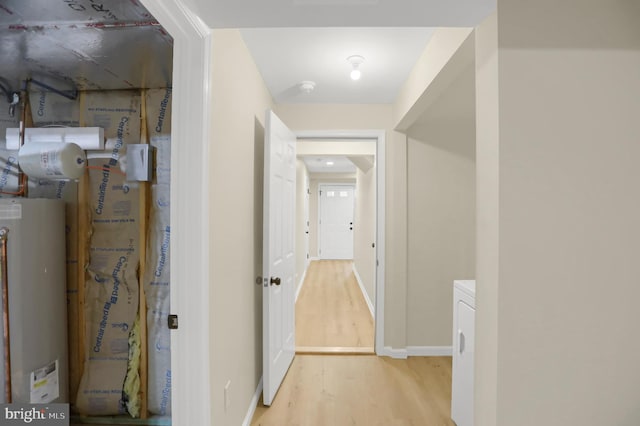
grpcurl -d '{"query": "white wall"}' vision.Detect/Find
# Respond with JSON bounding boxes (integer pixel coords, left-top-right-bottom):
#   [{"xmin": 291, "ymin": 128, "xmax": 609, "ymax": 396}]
[
  {"xmin": 294, "ymin": 159, "xmax": 309, "ymax": 294},
  {"xmin": 474, "ymin": 11, "xmax": 499, "ymax": 426},
  {"xmin": 209, "ymin": 29, "xmax": 273, "ymax": 425},
  {"xmin": 387, "ymin": 27, "xmax": 478, "ymax": 351},
  {"xmin": 383, "ymin": 131, "xmax": 409, "ymax": 350},
  {"xmin": 353, "ymin": 165, "xmax": 376, "ymax": 311},
  {"xmin": 394, "ymin": 27, "xmax": 474, "ymax": 130},
  {"xmin": 477, "ymin": 1, "xmax": 640, "ymax": 424},
  {"xmin": 406, "ymin": 117, "xmax": 475, "ymax": 347}
]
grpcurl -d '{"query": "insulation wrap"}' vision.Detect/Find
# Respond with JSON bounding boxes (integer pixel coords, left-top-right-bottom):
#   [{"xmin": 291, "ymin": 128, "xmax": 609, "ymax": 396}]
[{"xmin": 144, "ymin": 88, "xmax": 172, "ymax": 416}]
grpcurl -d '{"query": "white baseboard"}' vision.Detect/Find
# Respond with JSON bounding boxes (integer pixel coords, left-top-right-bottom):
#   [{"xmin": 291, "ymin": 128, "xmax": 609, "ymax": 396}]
[
  {"xmin": 407, "ymin": 346, "xmax": 453, "ymax": 356},
  {"xmin": 352, "ymin": 264, "xmax": 375, "ymax": 319},
  {"xmin": 380, "ymin": 346, "xmax": 453, "ymax": 359},
  {"xmin": 242, "ymin": 376, "xmax": 263, "ymax": 426},
  {"xmin": 381, "ymin": 346, "xmax": 408, "ymax": 359},
  {"xmin": 295, "ymin": 266, "xmax": 308, "ymax": 303}
]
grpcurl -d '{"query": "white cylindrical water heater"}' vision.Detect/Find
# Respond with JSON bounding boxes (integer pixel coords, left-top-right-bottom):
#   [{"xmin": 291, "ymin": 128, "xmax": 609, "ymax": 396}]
[
  {"xmin": 18, "ymin": 142, "xmax": 86, "ymax": 180},
  {"xmin": 0, "ymin": 198, "xmax": 69, "ymax": 404}
]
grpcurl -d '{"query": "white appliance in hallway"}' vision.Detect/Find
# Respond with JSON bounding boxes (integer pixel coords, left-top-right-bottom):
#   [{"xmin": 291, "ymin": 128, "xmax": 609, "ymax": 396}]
[
  {"xmin": 318, "ymin": 184, "xmax": 355, "ymax": 259},
  {"xmin": 0, "ymin": 198, "xmax": 68, "ymax": 404},
  {"xmin": 451, "ymin": 280, "xmax": 475, "ymax": 426}
]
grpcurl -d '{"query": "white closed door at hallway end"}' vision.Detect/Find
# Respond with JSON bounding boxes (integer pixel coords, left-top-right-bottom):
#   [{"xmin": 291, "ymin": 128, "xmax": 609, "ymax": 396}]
[{"xmin": 319, "ymin": 185, "xmax": 354, "ymax": 260}]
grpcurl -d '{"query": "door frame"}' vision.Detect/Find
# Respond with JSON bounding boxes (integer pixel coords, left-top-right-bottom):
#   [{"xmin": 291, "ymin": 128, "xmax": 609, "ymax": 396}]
[
  {"xmin": 304, "ymin": 173, "xmax": 310, "ymax": 269},
  {"xmin": 317, "ymin": 183, "xmax": 356, "ymax": 260},
  {"xmin": 137, "ymin": 1, "xmax": 212, "ymax": 425},
  {"xmin": 296, "ymin": 130, "xmax": 386, "ymax": 355}
]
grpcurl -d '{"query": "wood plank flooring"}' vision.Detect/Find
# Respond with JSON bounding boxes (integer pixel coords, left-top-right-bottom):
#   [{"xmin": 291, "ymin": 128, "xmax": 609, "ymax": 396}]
[
  {"xmin": 296, "ymin": 260, "xmax": 374, "ymax": 350},
  {"xmin": 256, "ymin": 261, "xmax": 454, "ymax": 425},
  {"xmin": 251, "ymin": 355, "xmax": 454, "ymax": 426}
]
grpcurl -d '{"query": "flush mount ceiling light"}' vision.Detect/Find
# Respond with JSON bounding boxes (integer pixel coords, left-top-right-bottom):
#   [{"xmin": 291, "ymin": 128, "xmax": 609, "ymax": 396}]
[
  {"xmin": 299, "ymin": 80, "xmax": 316, "ymax": 93},
  {"xmin": 326, "ymin": 161, "xmax": 334, "ymax": 166},
  {"xmin": 347, "ymin": 55, "xmax": 365, "ymax": 81}
]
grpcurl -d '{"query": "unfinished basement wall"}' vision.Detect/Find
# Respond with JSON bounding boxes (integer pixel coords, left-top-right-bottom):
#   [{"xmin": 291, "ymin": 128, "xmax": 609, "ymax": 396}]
[
  {"xmin": 0, "ymin": 86, "xmax": 173, "ymax": 421},
  {"xmin": 143, "ymin": 88, "xmax": 173, "ymax": 418}
]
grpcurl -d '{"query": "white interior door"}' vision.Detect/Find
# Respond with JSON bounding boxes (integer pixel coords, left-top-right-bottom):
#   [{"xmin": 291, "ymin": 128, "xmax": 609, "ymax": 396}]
[
  {"xmin": 319, "ymin": 185, "xmax": 355, "ymax": 259},
  {"xmin": 304, "ymin": 174, "xmax": 310, "ymax": 267},
  {"xmin": 263, "ymin": 110, "xmax": 296, "ymax": 406}
]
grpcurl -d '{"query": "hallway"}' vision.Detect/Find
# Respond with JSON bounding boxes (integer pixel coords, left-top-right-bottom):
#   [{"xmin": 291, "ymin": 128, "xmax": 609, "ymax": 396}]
[
  {"xmin": 295, "ymin": 260, "xmax": 374, "ymax": 351},
  {"xmin": 251, "ymin": 355, "xmax": 454, "ymax": 425},
  {"xmin": 251, "ymin": 261, "xmax": 454, "ymax": 424}
]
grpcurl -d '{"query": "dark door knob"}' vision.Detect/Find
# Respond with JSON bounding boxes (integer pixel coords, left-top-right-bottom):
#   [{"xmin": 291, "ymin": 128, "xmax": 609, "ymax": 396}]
[{"xmin": 270, "ymin": 277, "xmax": 281, "ymax": 286}]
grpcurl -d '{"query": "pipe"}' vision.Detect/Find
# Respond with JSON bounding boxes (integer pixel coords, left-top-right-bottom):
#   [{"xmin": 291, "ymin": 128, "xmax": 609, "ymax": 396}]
[
  {"xmin": 17, "ymin": 88, "xmax": 28, "ymax": 197},
  {"xmin": 17, "ymin": 120, "xmax": 26, "ymax": 197},
  {"xmin": 28, "ymin": 78, "xmax": 77, "ymax": 101},
  {"xmin": 0, "ymin": 227, "xmax": 11, "ymax": 403}
]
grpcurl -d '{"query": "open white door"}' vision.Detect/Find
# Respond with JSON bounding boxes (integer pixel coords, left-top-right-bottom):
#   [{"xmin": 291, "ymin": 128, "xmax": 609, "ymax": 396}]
[
  {"xmin": 304, "ymin": 173, "xmax": 310, "ymax": 268},
  {"xmin": 263, "ymin": 110, "xmax": 296, "ymax": 406}
]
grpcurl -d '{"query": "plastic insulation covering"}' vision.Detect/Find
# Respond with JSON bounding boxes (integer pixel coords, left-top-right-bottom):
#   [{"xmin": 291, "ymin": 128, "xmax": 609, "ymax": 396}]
[
  {"xmin": 75, "ymin": 91, "xmax": 141, "ymax": 416},
  {"xmin": 145, "ymin": 181, "xmax": 171, "ymax": 415},
  {"xmin": 21, "ymin": 89, "xmax": 172, "ymax": 417},
  {"xmin": 123, "ymin": 314, "xmax": 141, "ymax": 418},
  {"xmin": 144, "ymin": 88, "xmax": 172, "ymax": 416},
  {"xmin": 24, "ymin": 90, "xmax": 155, "ymax": 416},
  {"xmin": 0, "ymin": 105, "xmax": 21, "ymax": 197}
]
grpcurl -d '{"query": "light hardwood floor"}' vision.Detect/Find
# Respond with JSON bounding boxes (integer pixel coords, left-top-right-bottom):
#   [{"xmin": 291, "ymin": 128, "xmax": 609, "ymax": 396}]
[
  {"xmin": 296, "ymin": 260, "xmax": 374, "ymax": 351},
  {"xmin": 251, "ymin": 355, "xmax": 454, "ymax": 426},
  {"xmin": 256, "ymin": 262, "xmax": 454, "ymax": 425}
]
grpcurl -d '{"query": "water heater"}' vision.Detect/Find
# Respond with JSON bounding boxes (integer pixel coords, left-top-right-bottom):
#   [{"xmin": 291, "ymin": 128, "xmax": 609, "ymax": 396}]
[{"xmin": 0, "ymin": 198, "xmax": 68, "ymax": 404}]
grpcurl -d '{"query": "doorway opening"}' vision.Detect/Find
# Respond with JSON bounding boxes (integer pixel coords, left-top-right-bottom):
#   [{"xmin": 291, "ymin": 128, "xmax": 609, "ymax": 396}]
[
  {"xmin": 293, "ymin": 131, "xmax": 385, "ymax": 356},
  {"xmin": 137, "ymin": 2, "xmax": 212, "ymax": 425}
]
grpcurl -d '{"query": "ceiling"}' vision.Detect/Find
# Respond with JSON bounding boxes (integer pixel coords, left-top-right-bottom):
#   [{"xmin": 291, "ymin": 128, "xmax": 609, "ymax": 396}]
[
  {"xmin": 241, "ymin": 28, "xmax": 435, "ymax": 104},
  {"xmin": 0, "ymin": 0, "xmax": 495, "ymax": 109},
  {"xmin": 0, "ymin": 0, "xmax": 172, "ymax": 100},
  {"xmin": 214, "ymin": 0, "xmax": 494, "ymax": 104},
  {"xmin": 303, "ymin": 156, "xmax": 357, "ymax": 174},
  {"xmin": 183, "ymin": 0, "xmax": 495, "ymax": 28}
]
